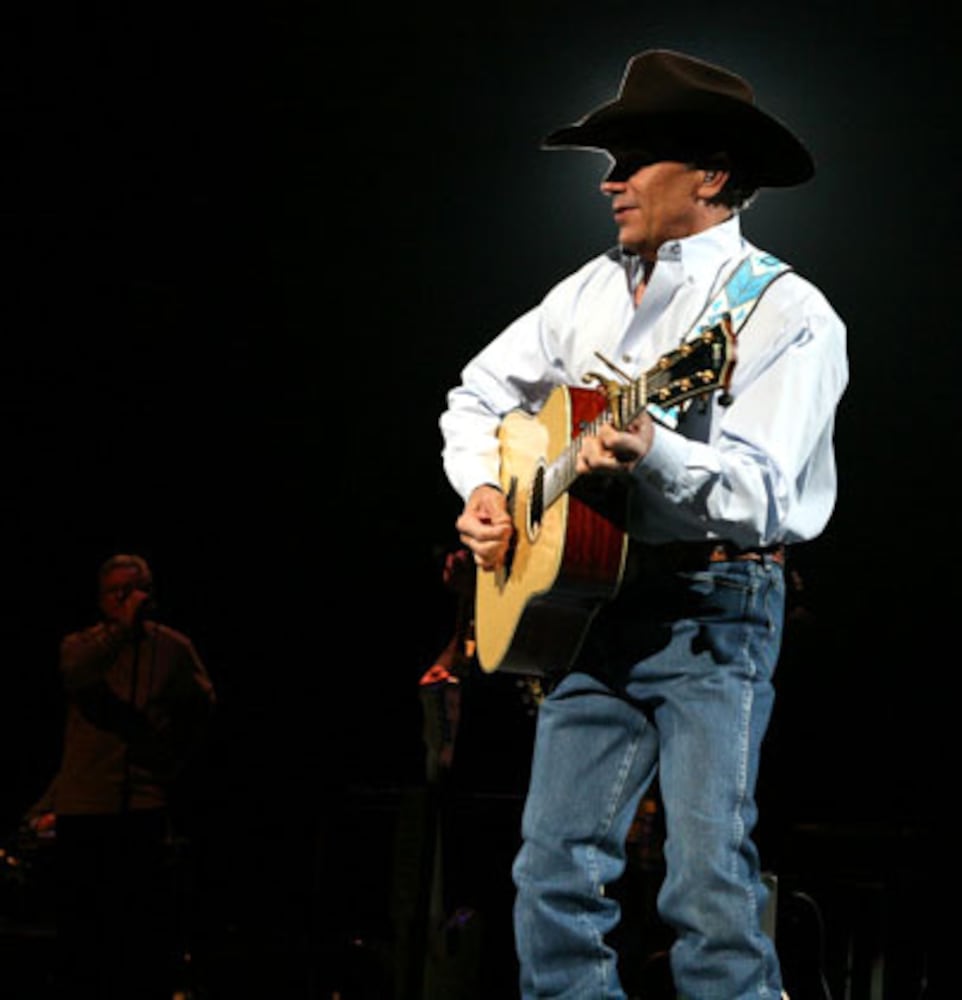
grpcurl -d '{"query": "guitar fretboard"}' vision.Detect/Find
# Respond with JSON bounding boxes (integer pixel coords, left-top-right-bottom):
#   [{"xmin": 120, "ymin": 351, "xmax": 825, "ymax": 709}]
[
  {"xmin": 541, "ymin": 372, "xmax": 648, "ymax": 510},
  {"xmin": 540, "ymin": 321, "xmax": 734, "ymax": 512}
]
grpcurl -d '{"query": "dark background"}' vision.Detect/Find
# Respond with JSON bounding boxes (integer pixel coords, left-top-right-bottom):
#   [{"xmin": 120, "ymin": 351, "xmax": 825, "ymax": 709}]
[{"xmin": 2, "ymin": 2, "xmax": 954, "ymax": 996}]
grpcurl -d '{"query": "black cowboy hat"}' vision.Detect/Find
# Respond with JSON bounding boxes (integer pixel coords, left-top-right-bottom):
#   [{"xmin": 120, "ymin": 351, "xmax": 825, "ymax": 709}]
[{"xmin": 543, "ymin": 49, "xmax": 814, "ymax": 188}]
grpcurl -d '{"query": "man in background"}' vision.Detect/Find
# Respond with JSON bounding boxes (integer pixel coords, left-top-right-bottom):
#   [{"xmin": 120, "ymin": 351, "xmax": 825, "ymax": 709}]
[{"xmin": 32, "ymin": 553, "xmax": 216, "ymax": 1000}]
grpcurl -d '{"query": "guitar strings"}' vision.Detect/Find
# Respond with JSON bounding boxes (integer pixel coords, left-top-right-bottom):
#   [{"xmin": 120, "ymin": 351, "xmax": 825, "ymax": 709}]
[{"xmin": 545, "ymin": 328, "xmax": 729, "ymax": 505}]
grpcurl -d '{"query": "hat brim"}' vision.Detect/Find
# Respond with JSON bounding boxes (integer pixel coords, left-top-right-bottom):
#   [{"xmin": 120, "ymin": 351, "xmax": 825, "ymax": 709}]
[{"xmin": 543, "ymin": 103, "xmax": 814, "ymax": 188}]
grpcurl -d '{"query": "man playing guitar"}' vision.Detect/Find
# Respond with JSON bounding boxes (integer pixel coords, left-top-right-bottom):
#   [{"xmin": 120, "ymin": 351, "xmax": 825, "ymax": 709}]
[{"xmin": 440, "ymin": 49, "xmax": 848, "ymax": 1000}]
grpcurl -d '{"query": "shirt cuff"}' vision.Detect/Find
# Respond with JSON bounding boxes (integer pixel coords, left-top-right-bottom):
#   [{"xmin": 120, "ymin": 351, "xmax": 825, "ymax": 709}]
[{"xmin": 632, "ymin": 423, "xmax": 689, "ymax": 496}]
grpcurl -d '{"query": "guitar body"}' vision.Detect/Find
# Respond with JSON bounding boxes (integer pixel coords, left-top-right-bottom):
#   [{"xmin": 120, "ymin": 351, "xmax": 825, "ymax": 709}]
[{"xmin": 475, "ymin": 384, "xmax": 629, "ymax": 676}]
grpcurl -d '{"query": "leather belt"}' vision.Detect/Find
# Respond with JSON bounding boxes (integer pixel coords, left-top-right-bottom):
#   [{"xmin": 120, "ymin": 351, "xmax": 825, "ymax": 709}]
[
  {"xmin": 708, "ymin": 542, "xmax": 785, "ymax": 565},
  {"xmin": 624, "ymin": 540, "xmax": 785, "ymax": 579}
]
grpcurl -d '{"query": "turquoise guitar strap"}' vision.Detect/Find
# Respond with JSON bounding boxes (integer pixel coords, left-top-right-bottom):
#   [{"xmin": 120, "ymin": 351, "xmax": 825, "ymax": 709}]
[
  {"xmin": 647, "ymin": 249, "xmax": 792, "ymax": 427},
  {"xmin": 701, "ymin": 250, "xmax": 792, "ymax": 332}
]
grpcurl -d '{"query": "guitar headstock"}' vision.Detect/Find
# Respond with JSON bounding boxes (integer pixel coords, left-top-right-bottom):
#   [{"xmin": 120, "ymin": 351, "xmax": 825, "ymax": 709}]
[{"xmin": 645, "ymin": 314, "xmax": 736, "ymax": 412}]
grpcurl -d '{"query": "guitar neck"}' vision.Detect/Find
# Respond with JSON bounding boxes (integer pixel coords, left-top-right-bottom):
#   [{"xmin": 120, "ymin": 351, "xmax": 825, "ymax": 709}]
[
  {"xmin": 541, "ymin": 318, "xmax": 735, "ymax": 512},
  {"xmin": 542, "ymin": 373, "xmax": 654, "ymax": 510},
  {"xmin": 541, "ymin": 402, "xmax": 617, "ymax": 510}
]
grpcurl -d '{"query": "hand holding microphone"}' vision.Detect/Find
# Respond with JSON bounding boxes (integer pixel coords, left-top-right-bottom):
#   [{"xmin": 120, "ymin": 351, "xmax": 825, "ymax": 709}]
[{"xmin": 116, "ymin": 583, "xmax": 156, "ymax": 629}]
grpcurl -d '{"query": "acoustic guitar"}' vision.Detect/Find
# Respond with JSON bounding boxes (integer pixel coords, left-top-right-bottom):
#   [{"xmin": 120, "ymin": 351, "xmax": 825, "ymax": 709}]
[{"xmin": 474, "ymin": 316, "xmax": 736, "ymax": 676}]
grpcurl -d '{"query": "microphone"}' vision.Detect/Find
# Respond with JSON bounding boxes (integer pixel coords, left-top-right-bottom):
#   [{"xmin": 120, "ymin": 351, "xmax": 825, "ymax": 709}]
[
  {"xmin": 119, "ymin": 583, "xmax": 157, "ymax": 621},
  {"xmin": 135, "ymin": 592, "xmax": 158, "ymax": 622}
]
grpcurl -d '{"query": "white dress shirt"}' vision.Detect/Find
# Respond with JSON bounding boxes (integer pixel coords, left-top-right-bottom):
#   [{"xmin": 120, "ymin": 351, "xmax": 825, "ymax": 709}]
[{"xmin": 440, "ymin": 215, "xmax": 848, "ymax": 547}]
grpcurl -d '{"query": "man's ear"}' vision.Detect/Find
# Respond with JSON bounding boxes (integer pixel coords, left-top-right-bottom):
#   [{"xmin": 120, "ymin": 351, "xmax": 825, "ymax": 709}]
[{"xmin": 697, "ymin": 168, "xmax": 730, "ymax": 199}]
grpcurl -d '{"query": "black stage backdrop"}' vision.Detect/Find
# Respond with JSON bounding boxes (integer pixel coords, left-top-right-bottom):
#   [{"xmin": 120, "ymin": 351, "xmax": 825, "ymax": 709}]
[{"xmin": 2, "ymin": 3, "xmax": 955, "ymax": 996}]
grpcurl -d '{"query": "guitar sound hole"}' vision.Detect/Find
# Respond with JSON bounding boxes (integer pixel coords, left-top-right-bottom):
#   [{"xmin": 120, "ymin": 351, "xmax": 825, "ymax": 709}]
[{"xmin": 529, "ymin": 464, "xmax": 545, "ymax": 539}]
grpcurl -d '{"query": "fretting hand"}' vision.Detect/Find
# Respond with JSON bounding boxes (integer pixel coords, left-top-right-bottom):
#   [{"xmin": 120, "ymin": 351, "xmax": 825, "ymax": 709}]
[{"xmin": 576, "ymin": 412, "xmax": 654, "ymax": 475}]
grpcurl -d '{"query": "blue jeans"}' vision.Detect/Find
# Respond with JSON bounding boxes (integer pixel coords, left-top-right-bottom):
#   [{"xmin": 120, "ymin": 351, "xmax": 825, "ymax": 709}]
[{"xmin": 512, "ymin": 557, "xmax": 786, "ymax": 999}]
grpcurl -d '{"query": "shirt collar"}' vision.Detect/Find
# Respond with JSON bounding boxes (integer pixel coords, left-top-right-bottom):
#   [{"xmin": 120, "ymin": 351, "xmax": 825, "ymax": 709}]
[{"xmin": 613, "ymin": 214, "xmax": 744, "ymax": 290}]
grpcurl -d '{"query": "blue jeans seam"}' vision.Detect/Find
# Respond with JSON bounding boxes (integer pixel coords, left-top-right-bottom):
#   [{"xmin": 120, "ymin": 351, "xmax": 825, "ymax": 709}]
[{"xmin": 586, "ymin": 730, "xmax": 641, "ymax": 995}]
